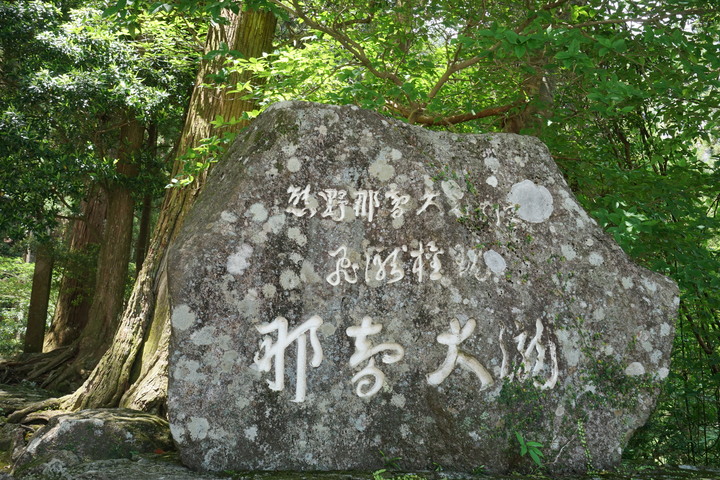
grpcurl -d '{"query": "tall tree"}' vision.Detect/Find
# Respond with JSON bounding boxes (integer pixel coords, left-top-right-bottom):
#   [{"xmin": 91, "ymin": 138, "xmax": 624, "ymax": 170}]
[
  {"xmin": 0, "ymin": 2, "xmax": 198, "ymax": 388},
  {"xmin": 58, "ymin": 5, "xmax": 278, "ymax": 412},
  {"xmin": 22, "ymin": 241, "xmax": 54, "ymax": 354},
  {"xmin": 44, "ymin": 186, "xmax": 106, "ymax": 351},
  {"xmin": 54, "ymin": 117, "xmax": 144, "ymax": 386}
]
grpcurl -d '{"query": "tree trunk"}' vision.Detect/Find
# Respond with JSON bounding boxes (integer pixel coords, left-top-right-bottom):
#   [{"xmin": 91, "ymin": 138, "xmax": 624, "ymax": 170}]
[
  {"xmin": 502, "ymin": 63, "xmax": 555, "ymax": 135},
  {"xmin": 135, "ymin": 123, "xmax": 157, "ymax": 276},
  {"xmin": 135, "ymin": 194, "xmax": 152, "ymax": 276},
  {"xmin": 23, "ymin": 242, "xmax": 54, "ymax": 354},
  {"xmin": 61, "ymin": 8, "xmax": 277, "ymax": 412},
  {"xmin": 42, "ymin": 118, "xmax": 143, "ymax": 392},
  {"xmin": 44, "ymin": 186, "xmax": 107, "ymax": 351}
]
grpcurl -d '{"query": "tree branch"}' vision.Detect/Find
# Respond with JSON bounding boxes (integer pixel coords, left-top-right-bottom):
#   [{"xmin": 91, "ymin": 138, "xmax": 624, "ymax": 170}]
[
  {"xmin": 541, "ymin": 0, "xmax": 571, "ymax": 10},
  {"xmin": 427, "ymin": 15, "xmax": 536, "ymax": 102},
  {"xmin": 566, "ymin": 9, "xmax": 712, "ymax": 29},
  {"xmin": 682, "ymin": 305, "xmax": 719, "ymax": 375},
  {"xmin": 276, "ymin": 0, "xmax": 404, "ymax": 88},
  {"xmin": 55, "ymin": 214, "xmax": 84, "ymax": 222},
  {"xmin": 388, "ymin": 101, "xmax": 522, "ymax": 126},
  {"xmin": 331, "ymin": 16, "xmax": 374, "ymax": 30}
]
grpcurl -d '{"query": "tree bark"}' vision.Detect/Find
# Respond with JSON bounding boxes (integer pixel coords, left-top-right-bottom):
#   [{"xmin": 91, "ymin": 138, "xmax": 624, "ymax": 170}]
[
  {"xmin": 502, "ymin": 63, "xmax": 555, "ymax": 135},
  {"xmin": 44, "ymin": 186, "xmax": 106, "ymax": 351},
  {"xmin": 23, "ymin": 242, "xmax": 54, "ymax": 354},
  {"xmin": 135, "ymin": 123, "xmax": 157, "ymax": 276},
  {"xmin": 135, "ymin": 194, "xmax": 152, "ymax": 276},
  {"xmin": 82, "ymin": 120, "xmax": 143, "ymax": 355},
  {"xmin": 61, "ymin": 8, "xmax": 277, "ymax": 412},
  {"xmin": 42, "ymin": 118, "xmax": 143, "ymax": 392}
]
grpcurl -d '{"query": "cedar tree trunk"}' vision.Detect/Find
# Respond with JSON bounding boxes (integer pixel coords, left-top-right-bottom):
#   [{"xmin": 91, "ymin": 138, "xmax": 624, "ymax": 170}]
[
  {"xmin": 23, "ymin": 242, "xmax": 54, "ymax": 354},
  {"xmin": 42, "ymin": 118, "xmax": 143, "ymax": 392},
  {"xmin": 61, "ymin": 8, "xmax": 277, "ymax": 413},
  {"xmin": 44, "ymin": 186, "xmax": 107, "ymax": 351}
]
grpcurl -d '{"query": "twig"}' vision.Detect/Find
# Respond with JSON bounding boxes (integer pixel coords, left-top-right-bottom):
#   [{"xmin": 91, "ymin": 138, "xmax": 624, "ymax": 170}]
[{"xmin": 388, "ymin": 101, "xmax": 522, "ymax": 126}]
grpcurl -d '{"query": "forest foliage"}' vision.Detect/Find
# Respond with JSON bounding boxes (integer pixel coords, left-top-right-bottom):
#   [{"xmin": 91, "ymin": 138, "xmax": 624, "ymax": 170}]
[
  {"xmin": 1, "ymin": 0, "xmax": 718, "ymax": 468},
  {"xmin": 0, "ymin": 0, "xmax": 200, "ymax": 240},
  {"xmin": 0, "ymin": 257, "xmax": 37, "ymax": 356}
]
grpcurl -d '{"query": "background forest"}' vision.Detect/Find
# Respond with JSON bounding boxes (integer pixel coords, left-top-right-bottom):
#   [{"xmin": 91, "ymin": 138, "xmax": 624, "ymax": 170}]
[{"xmin": 0, "ymin": 0, "xmax": 718, "ymax": 469}]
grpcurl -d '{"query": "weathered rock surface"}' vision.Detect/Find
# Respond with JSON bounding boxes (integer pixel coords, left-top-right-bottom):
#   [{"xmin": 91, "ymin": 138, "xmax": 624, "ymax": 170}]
[
  {"xmin": 11, "ymin": 409, "xmax": 173, "ymax": 478},
  {"xmin": 1, "ymin": 384, "xmax": 57, "ymax": 475},
  {"xmin": 0, "ymin": 384, "xmax": 53, "ymax": 414},
  {"xmin": 167, "ymin": 102, "xmax": 678, "ymax": 474},
  {"xmin": 11, "ymin": 454, "xmax": 229, "ymax": 480},
  {"xmin": 0, "ymin": 422, "xmax": 25, "ymax": 472}
]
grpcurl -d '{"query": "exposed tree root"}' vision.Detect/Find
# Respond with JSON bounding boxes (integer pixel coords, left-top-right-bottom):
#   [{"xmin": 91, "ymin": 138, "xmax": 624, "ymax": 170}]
[
  {"xmin": 0, "ymin": 345, "xmax": 79, "ymax": 390},
  {"xmin": 6, "ymin": 397, "xmax": 70, "ymax": 424}
]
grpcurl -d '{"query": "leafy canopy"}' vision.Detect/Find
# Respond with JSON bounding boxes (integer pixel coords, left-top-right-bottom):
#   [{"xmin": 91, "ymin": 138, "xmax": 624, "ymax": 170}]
[{"xmin": 0, "ymin": 0, "xmax": 199, "ymax": 240}]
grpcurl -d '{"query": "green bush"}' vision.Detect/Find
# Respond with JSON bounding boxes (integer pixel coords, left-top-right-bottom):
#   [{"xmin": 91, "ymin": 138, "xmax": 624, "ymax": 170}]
[{"xmin": 0, "ymin": 256, "xmax": 34, "ymax": 357}]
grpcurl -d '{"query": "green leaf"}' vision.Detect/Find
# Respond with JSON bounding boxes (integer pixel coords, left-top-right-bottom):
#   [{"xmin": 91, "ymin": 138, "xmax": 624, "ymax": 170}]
[
  {"xmin": 555, "ymin": 51, "xmax": 576, "ymax": 60},
  {"xmin": 103, "ymin": 0, "xmax": 127, "ymax": 17},
  {"xmin": 127, "ymin": 20, "xmax": 141, "ymax": 36},
  {"xmin": 612, "ymin": 38, "xmax": 627, "ymax": 52},
  {"xmin": 503, "ymin": 30, "xmax": 520, "ymax": 44},
  {"xmin": 149, "ymin": 3, "xmax": 172, "ymax": 14}
]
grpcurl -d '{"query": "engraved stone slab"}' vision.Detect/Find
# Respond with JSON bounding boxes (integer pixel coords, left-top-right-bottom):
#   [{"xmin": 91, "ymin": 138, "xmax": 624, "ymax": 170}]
[{"xmin": 167, "ymin": 102, "xmax": 678, "ymax": 474}]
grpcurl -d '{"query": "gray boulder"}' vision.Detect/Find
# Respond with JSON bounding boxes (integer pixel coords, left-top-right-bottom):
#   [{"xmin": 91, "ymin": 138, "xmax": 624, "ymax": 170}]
[
  {"xmin": 12, "ymin": 409, "xmax": 172, "ymax": 478},
  {"xmin": 167, "ymin": 102, "xmax": 678, "ymax": 474},
  {"xmin": 12, "ymin": 455, "xmax": 230, "ymax": 480}
]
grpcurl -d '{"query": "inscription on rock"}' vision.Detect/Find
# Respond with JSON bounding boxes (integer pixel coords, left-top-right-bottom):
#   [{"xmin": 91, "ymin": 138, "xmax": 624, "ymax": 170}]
[{"xmin": 168, "ymin": 102, "xmax": 678, "ymax": 474}]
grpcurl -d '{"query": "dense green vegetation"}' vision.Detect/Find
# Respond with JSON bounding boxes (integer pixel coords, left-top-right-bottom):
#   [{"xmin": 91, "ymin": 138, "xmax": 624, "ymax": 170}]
[
  {"xmin": 1, "ymin": 0, "xmax": 718, "ymax": 470},
  {"xmin": 0, "ymin": 257, "xmax": 36, "ymax": 356},
  {"xmin": 0, "ymin": 1, "xmax": 198, "ymax": 238}
]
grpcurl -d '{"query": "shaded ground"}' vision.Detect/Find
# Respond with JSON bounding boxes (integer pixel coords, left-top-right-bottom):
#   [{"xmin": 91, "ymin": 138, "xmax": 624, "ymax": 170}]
[
  {"xmin": 0, "ymin": 383, "xmax": 56, "ymax": 415},
  {"xmin": 6, "ymin": 460, "xmax": 720, "ymax": 480},
  {"xmin": 2, "ymin": 384, "xmax": 719, "ymax": 480}
]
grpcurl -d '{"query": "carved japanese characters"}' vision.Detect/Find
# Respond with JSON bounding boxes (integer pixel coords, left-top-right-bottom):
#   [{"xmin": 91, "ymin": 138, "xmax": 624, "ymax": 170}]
[
  {"xmin": 168, "ymin": 102, "xmax": 678, "ymax": 475},
  {"xmin": 347, "ymin": 316, "xmax": 404, "ymax": 398},
  {"xmin": 254, "ymin": 315, "xmax": 323, "ymax": 402}
]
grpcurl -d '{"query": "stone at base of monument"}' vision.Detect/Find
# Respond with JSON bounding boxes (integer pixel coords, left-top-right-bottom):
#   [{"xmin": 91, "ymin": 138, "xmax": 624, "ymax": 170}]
[
  {"xmin": 167, "ymin": 101, "xmax": 678, "ymax": 474},
  {"xmin": 10, "ymin": 408, "xmax": 174, "ymax": 478}
]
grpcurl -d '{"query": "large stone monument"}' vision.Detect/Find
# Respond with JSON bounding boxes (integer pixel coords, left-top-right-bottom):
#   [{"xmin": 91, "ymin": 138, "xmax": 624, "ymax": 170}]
[{"xmin": 167, "ymin": 102, "xmax": 678, "ymax": 474}]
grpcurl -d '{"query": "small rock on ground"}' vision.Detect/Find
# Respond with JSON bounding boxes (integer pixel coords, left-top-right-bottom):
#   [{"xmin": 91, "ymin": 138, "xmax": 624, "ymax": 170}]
[{"xmin": 15, "ymin": 454, "xmax": 228, "ymax": 480}]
